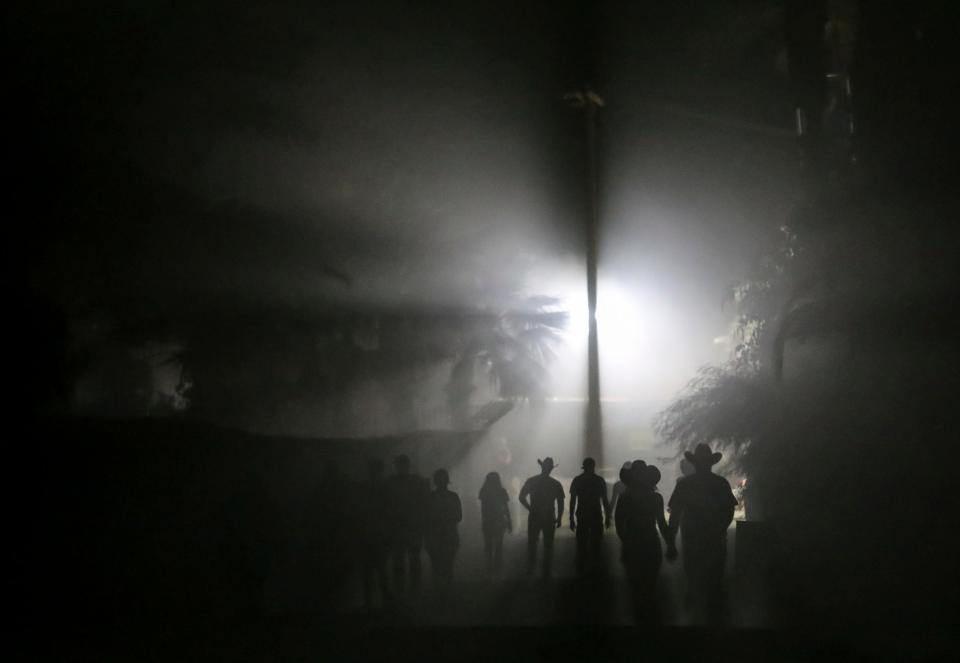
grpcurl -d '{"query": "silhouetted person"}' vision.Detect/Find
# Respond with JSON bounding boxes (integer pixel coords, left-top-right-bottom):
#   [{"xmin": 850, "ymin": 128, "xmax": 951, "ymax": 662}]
[
  {"xmin": 385, "ymin": 454, "xmax": 428, "ymax": 593},
  {"xmin": 569, "ymin": 457, "xmax": 611, "ymax": 575},
  {"xmin": 359, "ymin": 459, "xmax": 392, "ymax": 610},
  {"xmin": 519, "ymin": 457, "xmax": 564, "ymax": 579},
  {"xmin": 666, "ymin": 443, "xmax": 737, "ymax": 624},
  {"xmin": 478, "ymin": 472, "xmax": 512, "ymax": 575},
  {"xmin": 616, "ymin": 463, "xmax": 670, "ymax": 623},
  {"xmin": 218, "ymin": 470, "xmax": 279, "ymax": 623},
  {"xmin": 610, "ymin": 461, "xmax": 632, "ymax": 519},
  {"xmin": 307, "ymin": 460, "xmax": 357, "ymax": 609},
  {"xmin": 425, "ymin": 469, "xmax": 462, "ymax": 590}
]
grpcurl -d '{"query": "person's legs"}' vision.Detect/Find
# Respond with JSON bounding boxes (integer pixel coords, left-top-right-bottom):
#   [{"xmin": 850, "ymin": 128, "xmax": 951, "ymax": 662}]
[
  {"xmin": 590, "ymin": 520, "xmax": 604, "ymax": 560},
  {"xmin": 587, "ymin": 518, "xmax": 602, "ymax": 569},
  {"xmin": 379, "ymin": 551, "xmax": 393, "ymax": 603},
  {"xmin": 492, "ymin": 530, "xmax": 504, "ymax": 572},
  {"xmin": 575, "ymin": 523, "xmax": 591, "ymax": 575},
  {"xmin": 483, "ymin": 529, "xmax": 494, "ymax": 573},
  {"xmin": 684, "ymin": 541, "xmax": 726, "ymax": 624},
  {"xmin": 527, "ymin": 519, "xmax": 540, "ymax": 575},
  {"xmin": 444, "ymin": 548, "xmax": 456, "ymax": 584},
  {"xmin": 576, "ymin": 518, "xmax": 602, "ymax": 573},
  {"xmin": 704, "ymin": 545, "xmax": 727, "ymax": 624},
  {"xmin": 408, "ymin": 542, "xmax": 422, "ymax": 589},
  {"xmin": 431, "ymin": 549, "xmax": 454, "ymax": 585},
  {"xmin": 390, "ymin": 542, "xmax": 405, "ymax": 592},
  {"xmin": 362, "ymin": 558, "xmax": 373, "ymax": 609},
  {"xmin": 542, "ymin": 524, "xmax": 555, "ymax": 578}
]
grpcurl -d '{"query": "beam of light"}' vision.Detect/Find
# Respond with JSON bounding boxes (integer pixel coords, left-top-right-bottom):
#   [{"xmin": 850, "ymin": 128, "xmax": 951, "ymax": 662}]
[{"xmin": 564, "ymin": 278, "xmax": 672, "ymax": 378}]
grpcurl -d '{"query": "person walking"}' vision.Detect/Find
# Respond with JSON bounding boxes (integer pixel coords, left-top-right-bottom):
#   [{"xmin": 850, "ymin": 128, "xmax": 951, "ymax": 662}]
[
  {"xmin": 666, "ymin": 443, "xmax": 738, "ymax": 623},
  {"xmin": 615, "ymin": 462, "xmax": 670, "ymax": 623},
  {"xmin": 519, "ymin": 457, "xmax": 565, "ymax": 579},
  {"xmin": 424, "ymin": 469, "xmax": 462, "ymax": 590},
  {"xmin": 478, "ymin": 472, "xmax": 512, "ymax": 575},
  {"xmin": 385, "ymin": 454, "xmax": 429, "ymax": 593},
  {"xmin": 569, "ymin": 457, "xmax": 611, "ymax": 575},
  {"xmin": 358, "ymin": 459, "xmax": 392, "ymax": 610},
  {"xmin": 610, "ymin": 461, "xmax": 632, "ymax": 520}
]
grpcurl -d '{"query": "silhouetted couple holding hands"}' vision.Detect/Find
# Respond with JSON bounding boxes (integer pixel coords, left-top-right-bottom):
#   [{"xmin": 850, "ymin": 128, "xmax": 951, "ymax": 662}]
[
  {"xmin": 615, "ymin": 457, "xmax": 669, "ymax": 619},
  {"xmin": 515, "ymin": 443, "xmax": 736, "ymax": 623},
  {"xmin": 616, "ymin": 443, "xmax": 737, "ymax": 623},
  {"xmin": 667, "ymin": 443, "xmax": 738, "ymax": 622}
]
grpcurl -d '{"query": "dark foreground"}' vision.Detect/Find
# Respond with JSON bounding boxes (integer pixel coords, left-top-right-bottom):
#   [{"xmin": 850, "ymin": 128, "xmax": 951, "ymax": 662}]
[
  {"xmin": 14, "ymin": 418, "xmax": 959, "ymax": 661},
  {"xmin": 33, "ymin": 611, "xmax": 959, "ymax": 662}
]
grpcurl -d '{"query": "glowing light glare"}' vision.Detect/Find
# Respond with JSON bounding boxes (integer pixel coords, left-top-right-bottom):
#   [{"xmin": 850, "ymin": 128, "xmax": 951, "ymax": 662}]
[
  {"xmin": 596, "ymin": 283, "xmax": 648, "ymax": 355},
  {"xmin": 564, "ymin": 280, "xmax": 665, "ymax": 351},
  {"xmin": 553, "ymin": 278, "xmax": 686, "ymax": 402}
]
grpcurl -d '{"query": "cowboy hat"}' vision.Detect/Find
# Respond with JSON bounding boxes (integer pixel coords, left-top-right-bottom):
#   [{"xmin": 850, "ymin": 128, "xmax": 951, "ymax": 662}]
[
  {"xmin": 537, "ymin": 457, "xmax": 557, "ymax": 470},
  {"xmin": 643, "ymin": 464, "xmax": 661, "ymax": 487},
  {"xmin": 684, "ymin": 443, "xmax": 722, "ymax": 467},
  {"xmin": 620, "ymin": 459, "xmax": 646, "ymax": 485}
]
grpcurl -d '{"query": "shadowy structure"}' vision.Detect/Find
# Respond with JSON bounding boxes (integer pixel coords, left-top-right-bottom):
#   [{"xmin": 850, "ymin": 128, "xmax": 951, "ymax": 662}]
[
  {"xmin": 666, "ymin": 444, "xmax": 737, "ymax": 624},
  {"xmin": 519, "ymin": 457, "xmax": 565, "ymax": 579},
  {"xmin": 569, "ymin": 457, "xmax": 611, "ymax": 576},
  {"xmin": 478, "ymin": 472, "xmax": 512, "ymax": 575}
]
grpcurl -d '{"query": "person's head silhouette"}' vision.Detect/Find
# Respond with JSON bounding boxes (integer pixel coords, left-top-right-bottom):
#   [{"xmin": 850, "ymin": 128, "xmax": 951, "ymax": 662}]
[
  {"xmin": 622, "ymin": 459, "xmax": 646, "ymax": 486},
  {"xmin": 684, "ymin": 443, "xmax": 723, "ymax": 473},
  {"xmin": 628, "ymin": 462, "xmax": 647, "ymax": 487},
  {"xmin": 643, "ymin": 464, "xmax": 661, "ymax": 490},
  {"xmin": 433, "ymin": 468, "xmax": 450, "ymax": 489},
  {"xmin": 482, "ymin": 472, "xmax": 502, "ymax": 490},
  {"xmin": 581, "ymin": 457, "xmax": 596, "ymax": 474},
  {"xmin": 537, "ymin": 457, "xmax": 557, "ymax": 476}
]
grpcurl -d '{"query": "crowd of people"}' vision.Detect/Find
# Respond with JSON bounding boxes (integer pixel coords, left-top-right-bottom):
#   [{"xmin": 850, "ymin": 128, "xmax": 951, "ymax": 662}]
[{"xmin": 317, "ymin": 443, "xmax": 738, "ymax": 621}]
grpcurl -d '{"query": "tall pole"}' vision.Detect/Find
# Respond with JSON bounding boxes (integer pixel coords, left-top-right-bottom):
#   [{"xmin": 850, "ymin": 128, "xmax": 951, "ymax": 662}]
[{"xmin": 566, "ymin": 89, "xmax": 605, "ymax": 464}]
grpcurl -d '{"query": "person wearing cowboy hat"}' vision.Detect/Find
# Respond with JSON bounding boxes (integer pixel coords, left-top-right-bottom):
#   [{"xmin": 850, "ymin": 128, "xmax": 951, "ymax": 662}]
[
  {"xmin": 518, "ymin": 457, "xmax": 565, "ymax": 579},
  {"xmin": 569, "ymin": 457, "xmax": 611, "ymax": 575},
  {"xmin": 615, "ymin": 461, "xmax": 671, "ymax": 623},
  {"xmin": 665, "ymin": 443, "xmax": 738, "ymax": 623}
]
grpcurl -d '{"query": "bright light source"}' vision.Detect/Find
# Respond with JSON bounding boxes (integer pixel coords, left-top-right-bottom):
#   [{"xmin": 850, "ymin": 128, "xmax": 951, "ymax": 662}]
[
  {"xmin": 560, "ymin": 278, "xmax": 681, "ymax": 401},
  {"xmin": 564, "ymin": 280, "xmax": 666, "ymax": 349}
]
